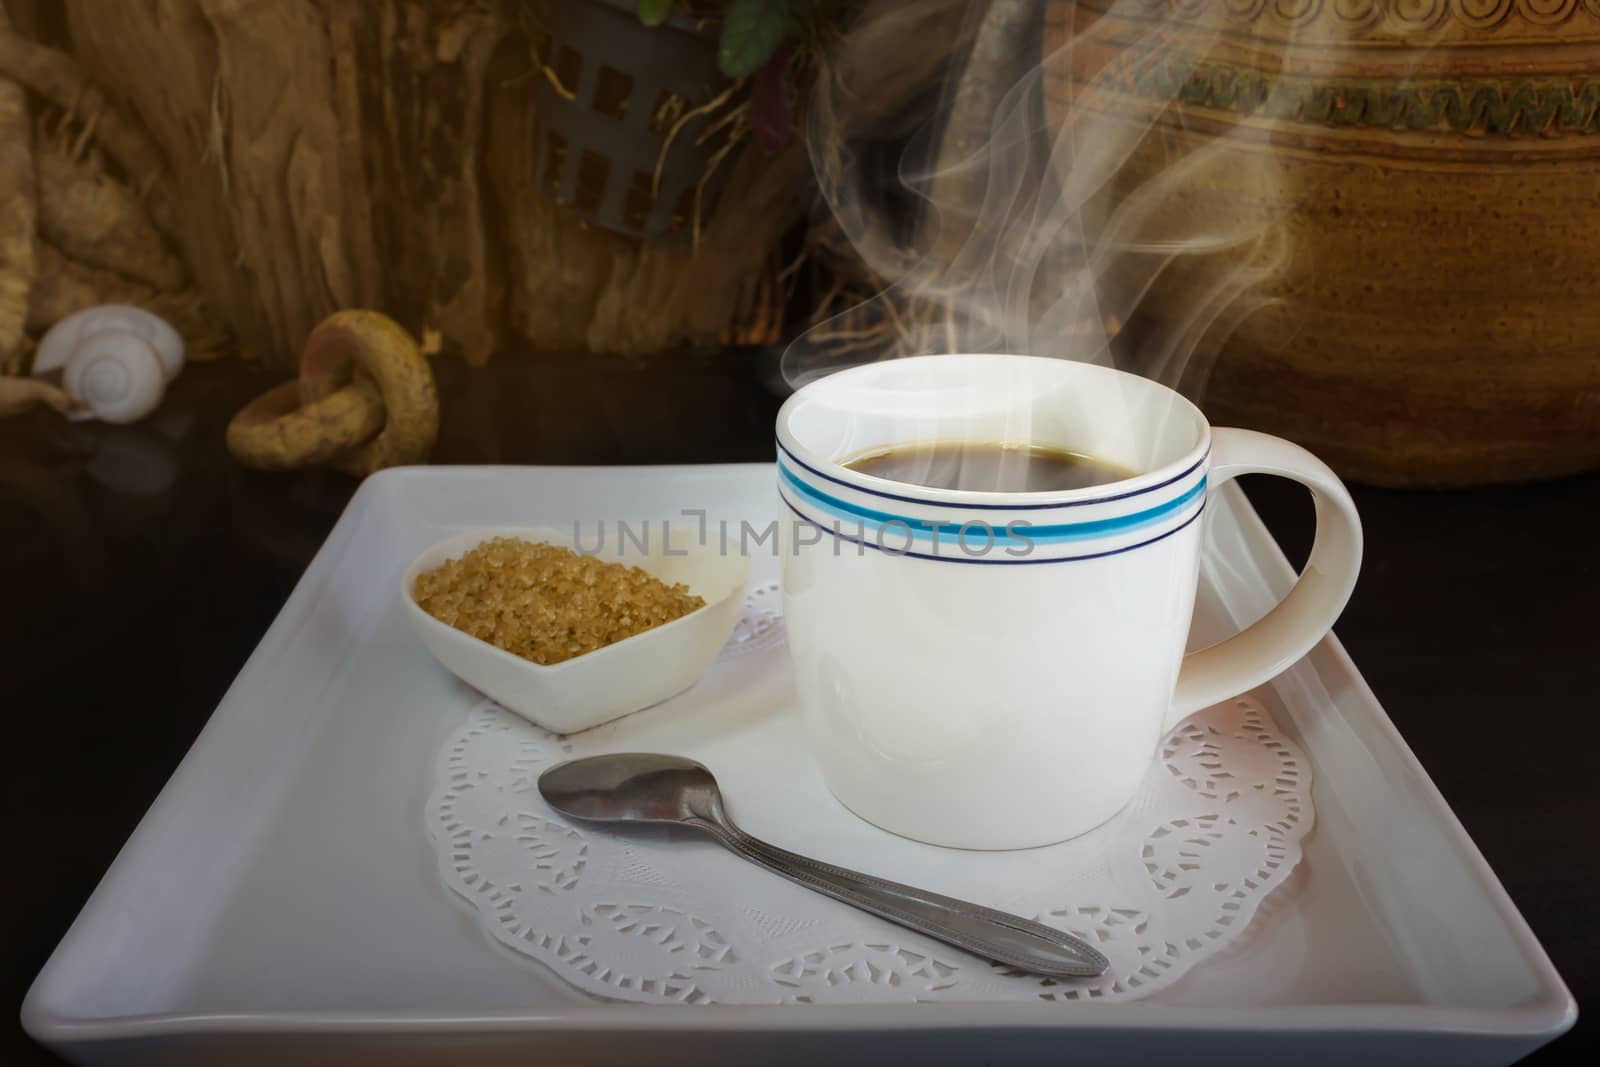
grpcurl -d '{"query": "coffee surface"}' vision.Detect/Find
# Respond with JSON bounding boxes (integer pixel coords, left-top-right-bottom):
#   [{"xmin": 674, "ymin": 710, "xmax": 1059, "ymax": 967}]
[{"xmin": 845, "ymin": 442, "xmax": 1133, "ymax": 493}]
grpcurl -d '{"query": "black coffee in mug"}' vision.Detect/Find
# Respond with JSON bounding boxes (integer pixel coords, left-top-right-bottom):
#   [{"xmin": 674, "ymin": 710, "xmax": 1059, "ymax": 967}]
[{"xmin": 844, "ymin": 442, "xmax": 1133, "ymax": 493}]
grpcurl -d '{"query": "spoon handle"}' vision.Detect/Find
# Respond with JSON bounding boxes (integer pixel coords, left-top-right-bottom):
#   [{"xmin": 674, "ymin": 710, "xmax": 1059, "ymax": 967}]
[{"xmin": 698, "ymin": 822, "xmax": 1109, "ymax": 979}]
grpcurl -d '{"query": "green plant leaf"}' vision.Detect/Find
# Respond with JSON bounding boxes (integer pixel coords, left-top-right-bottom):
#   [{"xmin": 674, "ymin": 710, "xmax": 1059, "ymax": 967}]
[
  {"xmin": 638, "ymin": 0, "xmax": 673, "ymax": 26},
  {"xmin": 719, "ymin": 0, "xmax": 792, "ymax": 80}
]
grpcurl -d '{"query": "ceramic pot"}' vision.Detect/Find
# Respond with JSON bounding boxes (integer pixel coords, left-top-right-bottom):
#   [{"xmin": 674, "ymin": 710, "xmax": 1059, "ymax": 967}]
[{"xmin": 1045, "ymin": 0, "xmax": 1600, "ymax": 486}]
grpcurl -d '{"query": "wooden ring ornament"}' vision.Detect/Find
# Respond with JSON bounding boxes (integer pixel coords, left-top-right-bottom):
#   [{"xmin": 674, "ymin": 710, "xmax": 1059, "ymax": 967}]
[
  {"xmin": 226, "ymin": 378, "xmax": 385, "ymax": 470},
  {"xmin": 297, "ymin": 310, "xmax": 438, "ymax": 476},
  {"xmin": 226, "ymin": 310, "xmax": 438, "ymax": 475}
]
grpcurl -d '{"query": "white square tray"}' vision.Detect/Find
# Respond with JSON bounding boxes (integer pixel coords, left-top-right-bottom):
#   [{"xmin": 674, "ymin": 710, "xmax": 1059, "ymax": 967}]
[{"xmin": 23, "ymin": 465, "xmax": 1575, "ymax": 1066}]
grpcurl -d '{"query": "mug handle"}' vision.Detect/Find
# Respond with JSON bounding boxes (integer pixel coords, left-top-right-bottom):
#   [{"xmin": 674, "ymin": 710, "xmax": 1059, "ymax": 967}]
[{"xmin": 1166, "ymin": 427, "xmax": 1363, "ymax": 730}]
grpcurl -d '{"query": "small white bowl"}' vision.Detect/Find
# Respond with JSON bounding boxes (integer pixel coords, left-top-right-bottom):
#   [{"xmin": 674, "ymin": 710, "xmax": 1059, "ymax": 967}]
[{"xmin": 402, "ymin": 525, "xmax": 749, "ymax": 733}]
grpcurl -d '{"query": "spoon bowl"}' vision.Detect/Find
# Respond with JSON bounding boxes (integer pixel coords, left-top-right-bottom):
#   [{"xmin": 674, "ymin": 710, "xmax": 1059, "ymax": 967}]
[{"xmin": 538, "ymin": 753, "xmax": 721, "ymax": 825}]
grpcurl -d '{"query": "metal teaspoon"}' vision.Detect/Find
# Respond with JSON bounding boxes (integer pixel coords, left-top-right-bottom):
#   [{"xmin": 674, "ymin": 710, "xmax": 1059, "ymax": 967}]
[{"xmin": 536, "ymin": 753, "xmax": 1110, "ymax": 979}]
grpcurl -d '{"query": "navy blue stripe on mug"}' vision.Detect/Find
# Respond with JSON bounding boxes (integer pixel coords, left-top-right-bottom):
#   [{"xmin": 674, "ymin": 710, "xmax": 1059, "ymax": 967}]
[
  {"xmin": 775, "ymin": 438, "xmax": 1208, "ymax": 511},
  {"xmin": 780, "ymin": 496, "xmax": 1209, "ymax": 565},
  {"xmin": 778, "ymin": 461, "xmax": 1206, "ymax": 544}
]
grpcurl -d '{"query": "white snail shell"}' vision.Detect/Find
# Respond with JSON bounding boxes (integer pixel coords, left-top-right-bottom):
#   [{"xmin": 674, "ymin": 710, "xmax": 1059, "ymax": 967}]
[
  {"xmin": 32, "ymin": 306, "xmax": 185, "ymax": 424},
  {"xmin": 61, "ymin": 333, "xmax": 169, "ymax": 425}
]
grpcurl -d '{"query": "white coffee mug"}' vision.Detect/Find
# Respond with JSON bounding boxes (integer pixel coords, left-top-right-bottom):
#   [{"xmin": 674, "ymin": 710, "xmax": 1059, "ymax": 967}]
[{"xmin": 777, "ymin": 354, "xmax": 1361, "ymax": 849}]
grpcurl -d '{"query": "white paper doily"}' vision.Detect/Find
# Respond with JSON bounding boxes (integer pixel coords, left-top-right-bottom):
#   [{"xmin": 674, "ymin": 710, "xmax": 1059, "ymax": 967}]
[{"xmin": 426, "ymin": 582, "xmax": 1313, "ymax": 1005}]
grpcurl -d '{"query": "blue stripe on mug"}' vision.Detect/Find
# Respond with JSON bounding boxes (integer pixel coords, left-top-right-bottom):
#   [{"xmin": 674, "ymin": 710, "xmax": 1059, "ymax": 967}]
[
  {"xmin": 778, "ymin": 460, "xmax": 1206, "ymax": 545},
  {"xmin": 776, "ymin": 438, "xmax": 1210, "ymax": 511},
  {"xmin": 781, "ymin": 496, "xmax": 1210, "ymax": 565}
]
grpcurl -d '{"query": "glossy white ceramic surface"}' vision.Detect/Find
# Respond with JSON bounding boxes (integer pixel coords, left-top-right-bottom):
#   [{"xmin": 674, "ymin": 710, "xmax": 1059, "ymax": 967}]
[
  {"xmin": 21, "ymin": 466, "xmax": 1572, "ymax": 1067},
  {"xmin": 777, "ymin": 356, "xmax": 1362, "ymax": 848}
]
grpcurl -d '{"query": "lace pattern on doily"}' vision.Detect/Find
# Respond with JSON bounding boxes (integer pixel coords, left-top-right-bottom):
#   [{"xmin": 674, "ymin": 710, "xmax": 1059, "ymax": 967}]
[{"xmin": 426, "ymin": 582, "xmax": 1313, "ymax": 1004}]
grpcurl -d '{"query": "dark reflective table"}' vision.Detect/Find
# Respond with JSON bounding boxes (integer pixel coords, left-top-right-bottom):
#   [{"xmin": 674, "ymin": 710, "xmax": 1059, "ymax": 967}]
[{"xmin": 2, "ymin": 356, "xmax": 1592, "ymax": 1064}]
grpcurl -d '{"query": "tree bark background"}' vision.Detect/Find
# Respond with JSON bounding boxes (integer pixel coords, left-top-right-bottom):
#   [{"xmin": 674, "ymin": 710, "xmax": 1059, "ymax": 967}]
[
  {"xmin": 40, "ymin": 0, "xmax": 801, "ymax": 367},
  {"xmin": 0, "ymin": 5, "xmax": 34, "ymax": 375}
]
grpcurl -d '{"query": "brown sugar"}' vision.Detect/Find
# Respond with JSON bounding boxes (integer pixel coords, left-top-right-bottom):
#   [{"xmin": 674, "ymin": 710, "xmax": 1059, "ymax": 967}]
[{"xmin": 413, "ymin": 537, "xmax": 705, "ymax": 665}]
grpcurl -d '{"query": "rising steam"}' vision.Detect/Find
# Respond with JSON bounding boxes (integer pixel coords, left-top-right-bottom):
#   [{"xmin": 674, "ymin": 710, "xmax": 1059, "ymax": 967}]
[{"xmin": 785, "ymin": 0, "xmax": 1288, "ymax": 396}]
